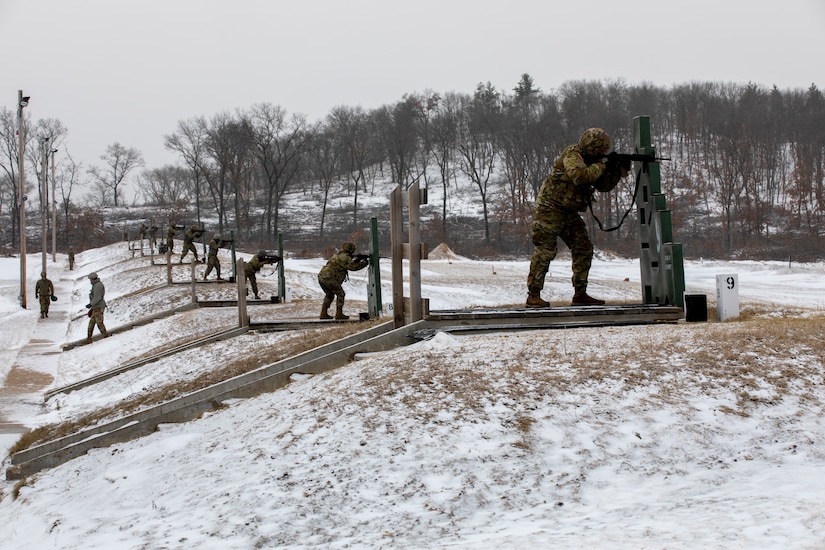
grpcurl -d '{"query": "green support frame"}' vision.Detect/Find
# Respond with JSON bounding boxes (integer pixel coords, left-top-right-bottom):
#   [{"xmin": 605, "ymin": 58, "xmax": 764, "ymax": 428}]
[
  {"xmin": 634, "ymin": 115, "xmax": 685, "ymax": 307},
  {"xmin": 367, "ymin": 217, "xmax": 382, "ymax": 318}
]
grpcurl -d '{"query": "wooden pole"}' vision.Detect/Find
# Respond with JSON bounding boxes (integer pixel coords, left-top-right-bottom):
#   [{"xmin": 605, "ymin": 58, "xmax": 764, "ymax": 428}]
[
  {"xmin": 408, "ymin": 180, "xmax": 422, "ymax": 322},
  {"xmin": 390, "ymin": 185, "xmax": 404, "ymax": 328}
]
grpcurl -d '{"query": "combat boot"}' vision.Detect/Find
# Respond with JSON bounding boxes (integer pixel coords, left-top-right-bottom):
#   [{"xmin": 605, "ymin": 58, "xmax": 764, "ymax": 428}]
[
  {"xmin": 571, "ymin": 287, "xmax": 605, "ymax": 306},
  {"xmin": 526, "ymin": 292, "xmax": 550, "ymax": 308},
  {"xmin": 334, "ymin": 305, "xmax": 349, "ymax": 320}
]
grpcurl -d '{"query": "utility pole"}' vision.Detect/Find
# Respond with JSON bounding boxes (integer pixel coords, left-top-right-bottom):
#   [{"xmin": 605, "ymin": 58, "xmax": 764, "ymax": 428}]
[
  {"xmin": 17, "ymin": 90, "xmax": 30, "ymax": 309},
  {"xmin": 40, "ymin": 137, "xmax": 51, "ymax": 276},
  {"xmin": 51, "ymin": 148, "xmax": 58, "ymax": 262}
]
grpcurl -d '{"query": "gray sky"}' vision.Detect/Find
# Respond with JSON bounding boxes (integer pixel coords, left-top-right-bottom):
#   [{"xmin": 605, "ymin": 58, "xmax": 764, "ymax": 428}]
[{"xmin": 2, "ymin": 0, "xmax": 823, "ymax": 198}]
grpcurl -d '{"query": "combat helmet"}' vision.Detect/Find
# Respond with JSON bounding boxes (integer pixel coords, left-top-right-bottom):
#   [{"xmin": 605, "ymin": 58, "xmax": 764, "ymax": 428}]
[
  {"xmin": 257, "ymin": 249, "xmax": 267, "ymax": 257},
  {"xmin": 341, "ymin": 242, "xmax": 356, "ymax": 254},
  {"xmin": 578, "ymin": 128, "xmax": 611, "ymax": 156}
]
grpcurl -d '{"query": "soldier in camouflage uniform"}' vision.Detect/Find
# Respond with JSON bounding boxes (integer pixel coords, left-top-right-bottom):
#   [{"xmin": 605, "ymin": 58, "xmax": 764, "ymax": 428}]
[
  {"xmin": 85, "ymin": 272, "xmax": 109, "ymax": 343},
  {"xmin": 35, "ymin": 271, "xmax": 54, "ymax": 318},
  {"xmin": 203, "ymin": 234, "xmax": 225, "ymax": 281},
  {"xmin": 165, "ymin": 223, "xmax": 177, "ymax": 254},
  {"xmin": 526, "ymin": 128, "xmax": 628, "ymax": 307},
  {"xmin": 317, "ymin": 242, "xmax": 369, "ymax": 320},
  {"xmin": 244, "ymin": 250, "xmax": 279, "ymax": 299},
  {"xmin": 180, "ymin": 225, "xmax": 203, "ymax": 263}
]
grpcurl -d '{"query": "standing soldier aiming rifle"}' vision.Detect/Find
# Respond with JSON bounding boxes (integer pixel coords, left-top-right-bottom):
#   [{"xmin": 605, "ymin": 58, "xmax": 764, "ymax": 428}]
[
  {"xmin": 203, "ymin": 234, "xmax": 231, "ymax": 281},
  {"xmin": 317, "ymin": 242, "xmax": 369, "ymax": 320},
  {"xmin": 244, "ymin": 250, "xmax": 280, "ymax": 299},
  {"xmin": 164, "ymin": 223, "xmax": 177, "ymax": 254},
  {"xmin": 526, "ymin": 127, "xmax": 628, "ymax": 308},
  {"xmin": 180, "ymin": 224, "xmax": 203, "ymax": 263}
]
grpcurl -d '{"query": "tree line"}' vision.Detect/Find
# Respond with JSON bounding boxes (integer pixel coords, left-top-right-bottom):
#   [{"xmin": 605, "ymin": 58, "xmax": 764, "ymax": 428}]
[{"xmin": 1, "ymin": 76, "xmax": 824, "ymax": 259}]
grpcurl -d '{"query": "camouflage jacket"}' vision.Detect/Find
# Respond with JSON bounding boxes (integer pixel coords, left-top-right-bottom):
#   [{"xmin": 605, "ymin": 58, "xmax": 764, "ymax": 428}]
[
  {"xmin": 88, "ymin": 279, "xmax": 106, "ymax": 310},
  {"xmin": 244, "ymin": 255, "xmax": 264, "ymax": 276},
  {"xmin": 207, "ymin": 239, "xmax": 220, "ymax": 258},
  {"xmin": 183, "ymin": 228, "xmax": 202, "ymax": 246},
  {"xmin": 534, "ymin": 144, "xmax": 623, "ymax": 216},
  {"xmin": 35, "ymin": 278, "xmax": 53, "ymax": 298},
  {"xmin": 318, "ymin": 251, "xmax": 368, "ymax": 284}
]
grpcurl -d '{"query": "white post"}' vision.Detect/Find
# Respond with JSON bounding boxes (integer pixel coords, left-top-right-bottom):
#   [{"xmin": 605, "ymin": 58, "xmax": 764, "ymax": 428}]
[{"xmin": 716, "ymin": 274, "xmax": 739, "ymax": 321}]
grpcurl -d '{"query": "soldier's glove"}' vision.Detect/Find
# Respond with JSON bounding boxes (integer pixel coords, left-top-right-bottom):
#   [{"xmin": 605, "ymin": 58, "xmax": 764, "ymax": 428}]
[{"xmin": 85, "ymin": 304, "xmax": 91, "ymax": 308}]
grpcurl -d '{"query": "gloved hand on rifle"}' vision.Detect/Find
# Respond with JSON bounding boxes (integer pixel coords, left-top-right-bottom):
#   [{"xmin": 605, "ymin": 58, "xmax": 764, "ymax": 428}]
[{"xmin": 605, "ymin": 151, "xmax": 632, "ymax": 172}]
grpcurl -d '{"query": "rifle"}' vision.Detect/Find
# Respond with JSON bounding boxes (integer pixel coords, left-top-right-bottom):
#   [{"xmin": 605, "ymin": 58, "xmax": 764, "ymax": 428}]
[
  {"xmin": 219, "ymin": 239, "xmax": 234, "ymax": 248},
  {"xmin": 352, "ymin": 253, "xmax": 371, "ymax": 264},
  {"xmin": 600, "ymin": 152, "xmax": 671, "ymax": 171},
  {"xmin": 258, "ymin": 254, "xmax": 281, "ymax": 265}
]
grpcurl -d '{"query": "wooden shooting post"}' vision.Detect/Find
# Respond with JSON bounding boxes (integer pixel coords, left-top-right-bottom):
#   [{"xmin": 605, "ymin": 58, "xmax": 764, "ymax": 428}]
[
  {"xmin": 237, "ymin": 257, "xmax": 249, "ymax": 327},
  {"xmin": 389, "ymin": 180, "xmax": 429, "ymax": 328}
]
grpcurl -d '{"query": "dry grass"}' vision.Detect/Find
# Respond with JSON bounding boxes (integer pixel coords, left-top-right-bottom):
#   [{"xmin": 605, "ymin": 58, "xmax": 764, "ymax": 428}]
[{"xmin": 316, "ymin": 315, "xmax": 825, "ymax": 434}]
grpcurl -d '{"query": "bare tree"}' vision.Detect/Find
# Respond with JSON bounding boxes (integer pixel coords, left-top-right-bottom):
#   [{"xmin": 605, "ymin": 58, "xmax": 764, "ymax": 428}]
[
  {"xmin": 456, "ymin": 82, "xmax": 502, "ymax": 244},
  {"xmin": 248, "ymin": 103, "xmax": 310, "ymax": 242},
  {"xmin": 87, "ymin": 143, "xmax": 144, "ymax": 206},
  {"xmin": 138, "ymin": 165, "xmax": 192, "ymax": 205},
  {"xmin": 165, "ymin": 117, "xmax": 208, "ymax": 223}
]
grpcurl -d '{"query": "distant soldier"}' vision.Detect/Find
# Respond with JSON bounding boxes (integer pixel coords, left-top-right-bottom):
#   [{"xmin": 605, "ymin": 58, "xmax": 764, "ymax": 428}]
[
  {"xmin": 203, "ymin": 234, "xmax": 226, "ymax": 281},
  {"xmin": 244, "ymin": 250, "xmax": 279, "ymax": 299},
  {"xmin": 165, "ymin": 223, "xmax": 177, "ymax": 254},
  {"xmin": 317, "ymin": 242, "xmax": 369, "ymax": 320},
  {"xmin": 180, "ymin": 224, "xmax": 203, "ymax": 263},
  {"xmin": 35, "ymin": 271, "xmax": 54, "ymax": 319},
  {"xmin": 85, "ymin": 272, "xmax": 109, "ymax": 343},
  {"xmin": 68, "ymin": 246, "xmax": 75, "ymax": 270},
  {"xmin": 148, "ymin": 225, "xmax": 159, "ymax": 247},
  {"xmin": 138, "ymin": 223, "xmax": 148, "ymax": 241}
]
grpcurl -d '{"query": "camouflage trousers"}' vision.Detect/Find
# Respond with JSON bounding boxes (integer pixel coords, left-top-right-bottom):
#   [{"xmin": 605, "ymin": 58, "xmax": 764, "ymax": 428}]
[
  {"xmin": 87, "ymin": 308, "xmax": 108, "ymax": 338},
  {"xmin": 527, "ymin": 210, "xmax": 593, "ymax": 293},
  {"xmin": 204, "ymin": 255, "xmax": 221, "ymax": 279},
  {"xmin": 246, "ymin": 272, "xmax": 259, "ymax": 296},
  {"xmin": 39, "ymin": 295, "xmax": 51, "ymax": 315},
  {"xmin": 180, "ymin": 242, "xmax": 199, "ymax": 261},
  {"xmin": 318, "ymin": 274, "xmax": 345, "ymax": 308}
]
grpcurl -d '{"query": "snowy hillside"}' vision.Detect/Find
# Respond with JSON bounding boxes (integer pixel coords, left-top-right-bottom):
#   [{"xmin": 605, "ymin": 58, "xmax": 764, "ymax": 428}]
[{"xmin": 0, "ymin": 243, "xmax": 824, "ymax": 549}]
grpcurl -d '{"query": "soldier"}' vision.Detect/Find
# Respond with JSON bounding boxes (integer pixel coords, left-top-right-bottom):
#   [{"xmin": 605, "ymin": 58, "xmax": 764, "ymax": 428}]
[
  {"xmin": 244, "ymin": 250, "xmax": 279, "ymax": 299},
  {"xmin": 148, "ymin": 225, "xmax": 159, "ymax": 247},
  {"xmin": 68, "ymin": 246, "xmax": 75, "ymax": 270},
  {"xmin": 35, "ymin": 271, "xmax": 54, "ymax": 319},
  {"xmin": 180, "ymin": 224, "xmax": 203, "ymax": 263},
  {"xmin": 165, "ymin": 223, "xmax": 177, "ymax": 254},
  {"xmin": 203, "ymin": 234, "xmax": 225, "ymax": 281},
  {"xmin": 138, "ymin": 223, "xmax": 148, "ymax": 241},
  {"xmin": 526, "ymin": 127, "xmax": 628, "ymax": 308},
  {"xmin": 85, "ymin": 272, "xmax": 109, "ymax": 343},
  {"xmin": 317, "ymin": 242, "xmax": 369, "ymax": 320}
]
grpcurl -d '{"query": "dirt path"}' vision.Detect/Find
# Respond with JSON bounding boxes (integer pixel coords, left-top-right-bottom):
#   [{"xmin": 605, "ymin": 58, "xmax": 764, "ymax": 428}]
[{"xmin": 0, "ymin": 267, "xmax": 73, "ymax": 456}]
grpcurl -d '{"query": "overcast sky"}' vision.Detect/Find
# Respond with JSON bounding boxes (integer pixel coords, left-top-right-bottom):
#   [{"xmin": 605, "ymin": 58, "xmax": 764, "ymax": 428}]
[{"xmin": 2, "ymin": 0, "xmax": 823, "ymax": 200}]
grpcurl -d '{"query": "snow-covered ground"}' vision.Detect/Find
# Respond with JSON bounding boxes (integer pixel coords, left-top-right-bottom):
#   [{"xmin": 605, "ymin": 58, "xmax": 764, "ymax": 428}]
[{"xmin": 1, "ymin": 242, "xmax": 824, "ymax": 549}]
